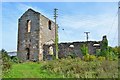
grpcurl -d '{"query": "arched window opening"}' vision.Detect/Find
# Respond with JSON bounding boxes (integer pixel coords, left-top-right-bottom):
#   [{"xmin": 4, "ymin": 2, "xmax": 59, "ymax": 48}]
[
  {"xmin": 49, "ymin": 46, "xmax": 53, "ymax": 55},
  {"xmin": 48, "ymin": 20, "xmax": 51, "ymax": 30},
  {"xmin": 27, "ymin": 20, "xmax": 31, "ymax": 32}
]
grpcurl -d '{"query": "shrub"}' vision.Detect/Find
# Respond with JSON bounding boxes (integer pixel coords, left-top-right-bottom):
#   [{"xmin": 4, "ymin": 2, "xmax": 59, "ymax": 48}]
[
  {"xmin": 96, "ymin": 49, "xmax": 101, "ymax": 56},
  {"xmin": 83, "ymin": 54, "xmax": 90, "ymax": 61},
  {"xmin": 97, "ymin": 46, "xmax": 118, "ymax": 61},
  {"xmin": 80, "ymin": 44, "xmax": 88, "ymax": 56},
  {"xmin": 41, "ymin": 58, "xmax": 118, "ymax": 78},
  {"xmin": 89, "ymin": 55, "xmax": 96, "ymax": 61},
  {"xmin": 97, "ymin": 56, "xmax": 106, "ymax": 61},
  {"xmin": 0, "ymin": 49, "xmax": 12, "ymax": 72},
  {"xmin": 83, "ymin": 54, "xmax": 96, "ymax": 61},
  {"xmin": 112, "ymin": 55, "xmax": 118, "ymax": 61},
  {"xmin": 67, "ymin": 53, "xmax": 77, "ymax": 59},
  {"xmin": 11, "ymin": 56, "xmax": 19, "ymax": 63}
]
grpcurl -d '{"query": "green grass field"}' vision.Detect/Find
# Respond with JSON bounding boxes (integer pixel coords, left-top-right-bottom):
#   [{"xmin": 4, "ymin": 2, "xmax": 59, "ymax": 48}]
[
  {"xmin": 3, "ymin": 62, "xmax": 62, "ymax": 78},
  {"xmin": 3, "ymin": 58, "xmax": 118, "ymax": 78}
]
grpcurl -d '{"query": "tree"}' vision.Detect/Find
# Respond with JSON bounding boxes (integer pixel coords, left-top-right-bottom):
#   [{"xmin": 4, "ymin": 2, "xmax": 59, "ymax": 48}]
[{"xmin": 100, "ymin": 35, "xmax": 108, "ymax": 58}]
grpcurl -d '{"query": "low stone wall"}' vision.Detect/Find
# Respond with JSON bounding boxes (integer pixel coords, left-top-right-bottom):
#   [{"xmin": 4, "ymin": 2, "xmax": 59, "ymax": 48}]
[{"xmin": 43, "ymin": 41, "xmax": 101, "ymax": 60}]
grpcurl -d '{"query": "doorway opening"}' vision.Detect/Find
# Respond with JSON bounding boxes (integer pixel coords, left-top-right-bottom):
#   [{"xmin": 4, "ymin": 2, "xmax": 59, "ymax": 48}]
[{"xmin": 26, "ymin": 48, "xmax": 30, "ymax": 60}]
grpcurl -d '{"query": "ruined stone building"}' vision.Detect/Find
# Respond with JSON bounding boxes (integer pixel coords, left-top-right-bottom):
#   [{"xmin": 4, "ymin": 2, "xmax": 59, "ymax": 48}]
[
  {"xmin": 17, "ymin": 8, "xmax": 103, "ymax": 61},
  {"xmin": 17, "ymin": 8, "xmax": 56, "ymax": 61},
  {"xmin": 43, "ymin": 41, "xmax": 101, "ymax": 60}
]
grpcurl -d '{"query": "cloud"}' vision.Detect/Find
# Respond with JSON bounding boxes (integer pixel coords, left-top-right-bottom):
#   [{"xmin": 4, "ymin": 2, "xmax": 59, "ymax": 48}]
[
  {"xmin": 59, "ymin": 13, "xmax": 117, "ymax": 29},
  {"xmin": 58, "ymin": 13, "xmax": 118, "ymax": 46}
]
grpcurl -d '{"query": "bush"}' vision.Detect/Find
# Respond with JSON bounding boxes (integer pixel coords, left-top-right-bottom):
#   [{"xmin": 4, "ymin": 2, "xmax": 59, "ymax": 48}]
[
  {"xmin": 112, "ymin": 55, "xmax": 118, "ymax": 61},
  {"xmin": 1, "ymin": 49, "xmax": 12, "ymax": 72},
  {"xmin": 83, "ymin": 54, "xmax": 96, "ymax": 61},
  {"xmin": 11, "ymin": 56, "xmax": 19, "ymax": 63},
  {"xmin": 89, "ymin": 55, "xmax": 96, "ymax": 61},
  {"xmin": 97, "ymin": 56, "xmax": 106, "ymax": 61},
  {"xmin": 67, "ymin": 53, "xmax": 77, "ymax": 59},
  {"xmin": 41, "ymin": 58, "xmax": 118, "ymax": 78},
  {"xmin": 96, "ymin": 49, "xmax": 101, "ymax": 56},
  {"xmin": 83, "ymin": 54, "xmax": 89, "ymax": 61},
  {"xmin": 80, "ymin": 44, "xmax": 88, "ymax": 56}
]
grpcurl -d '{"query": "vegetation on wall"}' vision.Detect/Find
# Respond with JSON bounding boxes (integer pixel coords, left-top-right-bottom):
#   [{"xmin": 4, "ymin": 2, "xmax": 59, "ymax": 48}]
[
  {"xmin": 67, "ymin": 52, "xmax": 77, "ymax": 59},
  {"xmin": 55, "ymin": 26, "xmax": 59, "ymax": 59},
  {"xmin": 100, "ymin": 35, "xmax": 109, "ymax": 58},
  {"xmin": 80, "ymin": 44, "xmax": 88, "ymax": 56},
  {"xmin": 79, "ymin": 36, "xmax": 118, "ymax": 61}
]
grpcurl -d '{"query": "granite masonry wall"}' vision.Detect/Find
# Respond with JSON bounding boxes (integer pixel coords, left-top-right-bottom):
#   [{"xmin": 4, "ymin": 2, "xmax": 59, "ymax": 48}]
[
  {"xmin": 43, "ymin": 41, "xmax": 101, "ymax": 60},
  {"xmin": 17, "ymin": 9, "xmax": 56, "ymax": 61}
]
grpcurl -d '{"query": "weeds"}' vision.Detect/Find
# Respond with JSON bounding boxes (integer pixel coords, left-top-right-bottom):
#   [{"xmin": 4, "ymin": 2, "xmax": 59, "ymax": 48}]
[{"xmin": 41, "ymin": 58, "xmax": 118, "ymax": 78}]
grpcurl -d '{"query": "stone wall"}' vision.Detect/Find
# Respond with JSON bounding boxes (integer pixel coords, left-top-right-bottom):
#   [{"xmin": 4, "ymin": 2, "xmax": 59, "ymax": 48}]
[
  {"xmin": 17, "ymin": 9, "xmax": 57, "ymax": 61},
  {"xmin": 43, "ymin": 41, "xmax": 101, "ymax": 60},
  {"xmin": 38, "ymin": 14, "xmax": 56, "ymax": 61},
  {"xmin": 17, "ymin": 9, "xmax": 40, "ymax": 61}
]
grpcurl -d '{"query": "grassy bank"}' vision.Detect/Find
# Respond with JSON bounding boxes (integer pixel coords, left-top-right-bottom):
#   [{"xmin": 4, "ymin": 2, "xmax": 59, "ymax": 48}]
[{"xmin": 3, "ymin": 58, "xmax": 118, "ymax": 78}]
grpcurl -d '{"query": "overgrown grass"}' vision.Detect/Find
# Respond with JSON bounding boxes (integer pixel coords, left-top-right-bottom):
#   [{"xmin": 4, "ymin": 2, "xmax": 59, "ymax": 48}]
[
  {"xmin": 41, "ymin": 58, "xmax": 118, "ymax": 78},
  {"xmin": 3, "ymin": 58, "xmax": 118, "ymax": 78},
  {"xmin": 3, "ymin": 62, "xmax": 62, "ymax": 78}
]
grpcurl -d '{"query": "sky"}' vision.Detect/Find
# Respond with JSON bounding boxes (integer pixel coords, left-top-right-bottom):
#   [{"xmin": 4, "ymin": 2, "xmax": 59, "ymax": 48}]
[
  {"xmin": 2, "ymin": 2, "xmax": 118, "ymax": 51},
  {"xmin": 1, "ymin": 0, "xmax": 120, "ymax": 2}
]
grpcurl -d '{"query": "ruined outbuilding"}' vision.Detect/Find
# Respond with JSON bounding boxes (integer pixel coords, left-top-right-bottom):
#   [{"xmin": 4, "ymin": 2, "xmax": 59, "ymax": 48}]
[{"xmin": 43, "ymin": 41, "xmax": 101, "ymax": 60}]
